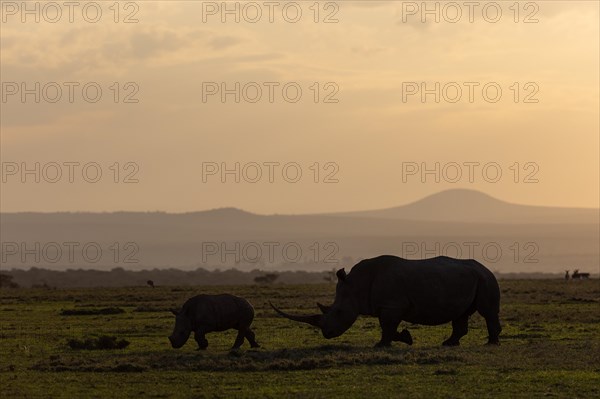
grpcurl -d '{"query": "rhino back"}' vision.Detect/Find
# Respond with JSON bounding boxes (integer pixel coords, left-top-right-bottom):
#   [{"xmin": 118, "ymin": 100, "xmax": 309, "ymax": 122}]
[
  {"xmin": 184, "ymin": 294, "xmax": 254, "ymax": 332},
  {"xmin": 350, "ymin": 256, "xmax": 497, "ymax": 325}
]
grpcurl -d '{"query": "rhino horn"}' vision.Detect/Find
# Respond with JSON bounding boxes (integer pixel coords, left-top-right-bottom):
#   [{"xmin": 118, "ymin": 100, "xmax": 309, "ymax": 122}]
[
  {"xmin": 270, "ymin": 302, "xmax": 323, "ymax": 328},
  {"xmin": 317, "ymin": 302, "xmax": 332, "ymax": 314}
]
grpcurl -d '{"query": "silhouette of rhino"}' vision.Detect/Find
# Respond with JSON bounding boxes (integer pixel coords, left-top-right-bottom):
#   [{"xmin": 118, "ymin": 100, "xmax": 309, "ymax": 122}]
[
  {"xmin": 272, "ymin": 255, "xmax": 501, "ymax": 347},
  {"xmin": 169, "ymin": 294, "xmax": 259, "ymax": 350}
]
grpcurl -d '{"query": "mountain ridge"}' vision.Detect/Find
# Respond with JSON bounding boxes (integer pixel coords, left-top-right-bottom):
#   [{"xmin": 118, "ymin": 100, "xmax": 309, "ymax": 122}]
[
  {"xmin": 2, "ymin": 189, "xmax": 598, "ymax": 224},
  {"xmin": 325, "ymin": 189, "xmax": 598, "ymax": 224},
  {"xmin": 1, "ymin": 189, "xmax": 597, "ymax": 273}
]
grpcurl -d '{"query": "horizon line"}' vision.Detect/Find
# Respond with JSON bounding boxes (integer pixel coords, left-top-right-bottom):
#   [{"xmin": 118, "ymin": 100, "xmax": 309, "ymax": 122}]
[{"xmin": 1, "ymin": 188, "xmax": 599, "ymax": 215}]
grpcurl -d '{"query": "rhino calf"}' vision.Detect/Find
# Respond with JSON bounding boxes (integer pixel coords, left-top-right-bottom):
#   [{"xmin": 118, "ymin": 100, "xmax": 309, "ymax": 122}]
[{"xmin": 169, "ymin": 294, "xmax": 259, "ymax": 350}]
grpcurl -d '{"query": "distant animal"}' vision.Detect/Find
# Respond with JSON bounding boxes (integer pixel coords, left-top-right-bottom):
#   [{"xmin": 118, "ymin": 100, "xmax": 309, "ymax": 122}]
[
  {"xmin": 147, "ymin": 280, "xmax": 155, "ymax": 288},
  {"xmin": 271, "ymin": 255, "xmax": 502, "ymax": 347},
  {"xmin": 323, "ymin": 269, "xmax": 337, "ymax": 284},
  {"xmin": 565, "ymin": 270, "xmax": 570, "ymax": 280},
  {"xmin": 169, "ymin": 294, "xmax": 259, "ymax": 350},
  {"xmin": 254, "ymin": 273, "xmax": 279, "ymax": 285},
  {"xmin": 571, "ymin": 270, "xmax": 590, "ymax": 280}
]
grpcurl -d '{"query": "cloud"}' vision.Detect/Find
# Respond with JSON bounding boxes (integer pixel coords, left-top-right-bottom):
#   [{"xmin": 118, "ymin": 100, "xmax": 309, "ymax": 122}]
[
  {"xmin": 1, "ymin": 23, "xmax": 249, "ymax": 75},
  {"xmin": 208, "ymin": 35, "xmax": 243, "ymax": 50},
  {"xmin": 130, "ymin": 29, "xmax": 187, "ymax": 59}
]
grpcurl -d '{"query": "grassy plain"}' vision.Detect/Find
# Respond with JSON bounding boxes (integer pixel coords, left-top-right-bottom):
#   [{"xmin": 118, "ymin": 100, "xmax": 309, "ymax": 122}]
[{"xmin": 1, "ymin": 280, "xmax": 599, "ymax": 398}]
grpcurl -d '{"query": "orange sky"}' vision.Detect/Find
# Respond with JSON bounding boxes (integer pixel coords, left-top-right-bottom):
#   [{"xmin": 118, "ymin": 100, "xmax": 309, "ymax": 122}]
[{"xmin": 1, "ymin": 1, "xmax": 598, "ymax": 213}]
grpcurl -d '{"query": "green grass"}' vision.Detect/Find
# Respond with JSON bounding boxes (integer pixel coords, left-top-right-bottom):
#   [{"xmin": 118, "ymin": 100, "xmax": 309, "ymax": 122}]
[{"xmin": 1, "ymin": 280, "xmax": 599, "ymax": 398}]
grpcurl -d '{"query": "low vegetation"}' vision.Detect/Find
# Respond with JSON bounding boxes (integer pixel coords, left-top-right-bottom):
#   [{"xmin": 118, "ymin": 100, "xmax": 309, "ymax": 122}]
[
  {"xmin": 1, "ymin": 280, "xmax": 598, "ymax": 398},
  {"xmin": 60, "ymin": 307, "xmax": 125, "ymax": 316},
  {"xmin": 67, "ymin": 336, "xmax": 130, "ymax": 350}
]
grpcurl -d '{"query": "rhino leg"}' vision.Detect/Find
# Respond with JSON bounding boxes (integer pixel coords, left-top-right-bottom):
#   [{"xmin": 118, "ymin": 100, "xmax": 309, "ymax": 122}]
[
  {"xmin": 232, "ymin": 327, "xmax": 260, "ymax": 349},
  {"xmin": 245, "ymin": 328, "xmax": 260, "ymax": 348},
  {"xmin": 483, "ymin": 314, "xmax": 501, "ymax": 345},
  {"xmin": 475, "ymin": 282, "xmax": 501, "ymax": 345},
  {"xmin": 232, "ymin": 329, "xmax": 246, "ymax": 349},
  {"xmin": 393, "ymin": 328, "xmax": 413, "ymax": 345},
  {"xmin": 442, "ymin": 314, "xmax": 469, "ymax": 346},
  {"xmin": 375, "ymin": 309, "xmax": 402, "ymax": 347},
  {"xmin": 194, "ymin": 330, "xmax": 208, "ymax": 350}
]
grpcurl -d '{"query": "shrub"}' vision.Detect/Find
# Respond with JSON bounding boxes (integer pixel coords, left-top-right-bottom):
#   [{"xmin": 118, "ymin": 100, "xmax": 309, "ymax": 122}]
[
  {"xmin": 60, "ymin": 307, "xmax": 125, "ymax": 316},
  {"xmin": 67, "ymin": 335, "xmax": 130, "ymax": 350}
]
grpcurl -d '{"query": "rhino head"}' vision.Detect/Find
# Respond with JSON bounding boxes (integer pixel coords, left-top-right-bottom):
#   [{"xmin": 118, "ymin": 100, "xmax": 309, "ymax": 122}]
[
  {"xmin": 168, "ymin": 309, "xmax": 192, "ymax": 348},
  {"xmin": 271, "ymin": 268, "xmax": 359, "ymax": 339}
]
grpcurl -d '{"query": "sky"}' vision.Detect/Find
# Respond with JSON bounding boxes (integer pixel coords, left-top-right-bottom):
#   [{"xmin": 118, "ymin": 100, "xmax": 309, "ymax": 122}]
[{"xmin": 1, "ymin": 1, "xmax": 599, "ymax": 214}]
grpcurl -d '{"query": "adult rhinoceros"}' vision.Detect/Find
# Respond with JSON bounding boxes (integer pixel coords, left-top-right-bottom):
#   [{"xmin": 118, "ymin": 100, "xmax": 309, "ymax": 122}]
[{"xmin": 271, "ymin": 255, "xmax": 501, "ymax": 347}]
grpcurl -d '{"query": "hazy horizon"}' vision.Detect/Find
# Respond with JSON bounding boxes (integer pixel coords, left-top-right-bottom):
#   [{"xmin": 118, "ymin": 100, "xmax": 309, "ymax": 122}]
[
  {"xmin": 2, "ymin": 188, "xmax": 597, "ymax": 274},
  {"xmin": 1, "ymin": 188, "xmax": 599, "ymax": 215}
]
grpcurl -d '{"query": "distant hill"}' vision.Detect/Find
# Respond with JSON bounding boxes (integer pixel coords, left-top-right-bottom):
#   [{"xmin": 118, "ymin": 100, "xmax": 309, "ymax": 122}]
[
  {"xmin": 1, "ymin": 190, "xmax": 598, "ymax": 274},
  {"xmin": 329, "ymin": 189, "xmax": 598, "ymax": 224}
]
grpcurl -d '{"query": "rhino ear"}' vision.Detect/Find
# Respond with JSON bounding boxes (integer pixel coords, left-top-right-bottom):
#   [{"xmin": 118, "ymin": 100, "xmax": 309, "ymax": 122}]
[
  {"xmin": 336, "ymin": 268, "xmax": 347, "ymax": 281},
  {"xmin": 317, "ymin": 302, "xmax": 332, "ymax": 314},
  {"xmin": 170, "ymin": 309, "xmax": 179, "ymax": 316}
]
